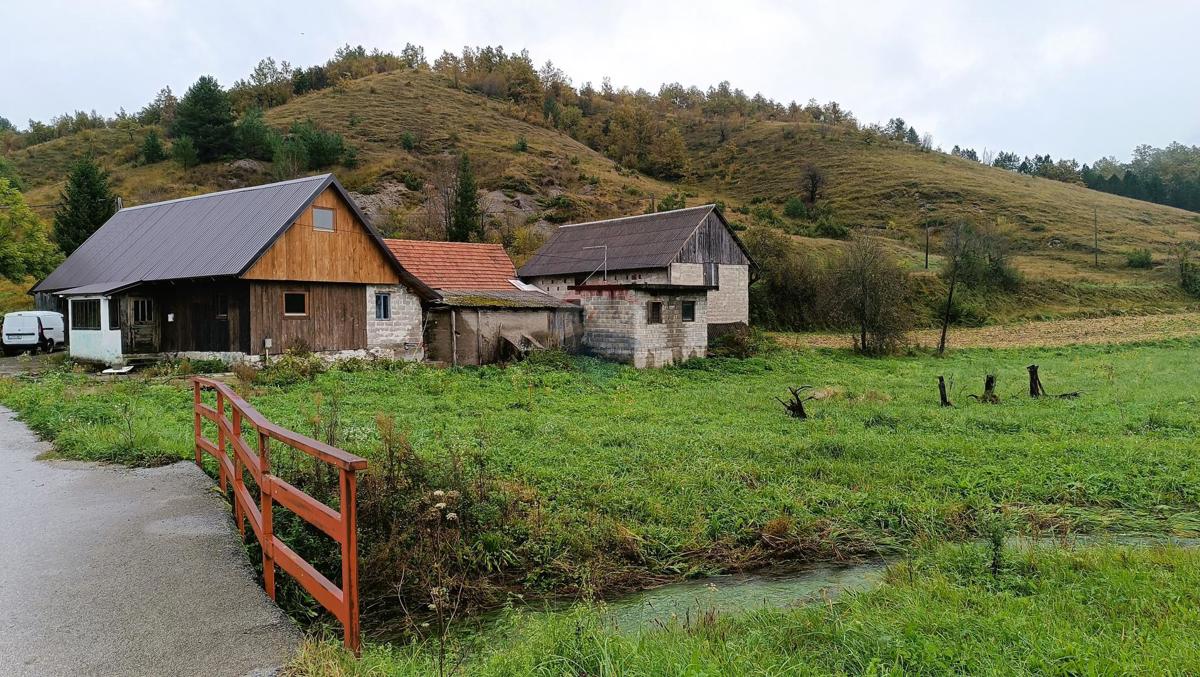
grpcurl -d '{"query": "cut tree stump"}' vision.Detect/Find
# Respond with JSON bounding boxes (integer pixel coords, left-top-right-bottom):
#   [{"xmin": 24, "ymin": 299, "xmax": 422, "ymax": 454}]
[
  {"xmin": 1027, "ymin": 364, "xmax": 1045, "ymax": 397},
  {"xmin": 969, "ymin": 374, "xmax": 1000, "ymax": 404},
  {"xmin": 1029, "ymin": 363, "xmax": 1082, "ymax": 399},
  {"xmin": 776, "ymin": 386, "xmax": 815, "ymax": 419},
  {"xmin": 938, "ymin": 376, "xmax": 953, "ymax": 407}
]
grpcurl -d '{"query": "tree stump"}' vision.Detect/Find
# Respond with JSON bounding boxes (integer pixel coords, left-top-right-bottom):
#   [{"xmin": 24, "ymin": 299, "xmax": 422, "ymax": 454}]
[
  {"xmin": 938, "ymin": 376, "xmax": 953, "ymax": 407},
  {"xmin": 972, "ymin": 374, "xmax": 1000, "ymax": 404},
  {"xmin": 776, "ymin": 386, "xmax": 815, "ymax": 419},
  {"xmin": 1027, "ymin": 364, "xmax": 1045, "ymax": 398}
]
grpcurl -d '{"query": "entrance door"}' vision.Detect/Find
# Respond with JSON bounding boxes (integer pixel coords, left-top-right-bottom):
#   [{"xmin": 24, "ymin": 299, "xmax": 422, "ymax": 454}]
[{"xmin": 128, "ymin": 297, "xmax": 158, "ymax": 352}]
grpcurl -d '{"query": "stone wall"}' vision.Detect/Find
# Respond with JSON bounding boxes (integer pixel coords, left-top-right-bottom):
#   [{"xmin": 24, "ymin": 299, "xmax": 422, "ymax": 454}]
[
  {"xmin": 365, "ymin": 284, "xmax": 423, "ymax": 360},
  {"xmin": 706, "ymin": 264, "xmax": 750, "ymax": 325}
]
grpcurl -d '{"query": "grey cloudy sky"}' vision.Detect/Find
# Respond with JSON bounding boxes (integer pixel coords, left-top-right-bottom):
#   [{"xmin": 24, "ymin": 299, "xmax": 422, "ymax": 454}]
[{"xmin": 3, "ymin": 0, "xmax": 1197, "ymax": 162}]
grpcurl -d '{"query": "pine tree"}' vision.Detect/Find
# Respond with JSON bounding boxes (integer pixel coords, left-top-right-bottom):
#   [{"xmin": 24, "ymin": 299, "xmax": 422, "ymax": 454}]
[
  {"xmin": 170, "ymin": 75, "xmax": 236, "ymax": 163},
  {"xmin": 52, "ymin": 157, "xmax": 116, "ymax": 256},
  {"xmin": 448, "ymin": 154, "xmax": 482, "ymax": 242},
  {"xmin": 140, "ymin": 130, "xmax": 166, "ymax": 164}
]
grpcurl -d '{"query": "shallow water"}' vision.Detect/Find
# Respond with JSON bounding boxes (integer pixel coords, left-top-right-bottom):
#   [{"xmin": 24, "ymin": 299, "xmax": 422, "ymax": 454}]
[{"xmin": 596, "ymin": 561, "xmax": 888, "ymax": 632}]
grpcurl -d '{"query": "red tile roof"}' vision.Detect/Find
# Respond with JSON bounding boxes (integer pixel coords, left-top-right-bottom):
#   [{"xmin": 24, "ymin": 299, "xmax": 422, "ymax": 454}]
[{"xmin": 384, "ymin": 239, "xmax": 517, "ymax": 291}]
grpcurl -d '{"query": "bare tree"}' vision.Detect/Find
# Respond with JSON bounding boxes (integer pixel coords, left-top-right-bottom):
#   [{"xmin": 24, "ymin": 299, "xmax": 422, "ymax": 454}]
[
  {"xmin": 831, "ymin": 235, "xmax": 912, "ymax": 355},
  {"xmin": 424, "ymin": 155, "xmax": 459, "ymax": 238},
  {"xmin": 937, "ymin": 221, "xmax": 1018, "ymax": 354},
  {"xmin": 801, "ymin": 163, "xmax": 826, "ymax": 205}
]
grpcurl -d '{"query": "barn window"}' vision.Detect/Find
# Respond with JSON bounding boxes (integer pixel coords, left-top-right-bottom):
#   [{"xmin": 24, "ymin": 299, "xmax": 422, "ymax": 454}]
[
  {"xmin": 682, "ymin": 300, "xmax": 696, "ymax": 322},
  {"xmin": 284, "ymin": 292, "xmax": 307, "ymax": 316},
  {"xmin": 214, "ymin": 294, "xmax": 229, "ymax": 320},
  {"xmin": 313, "ymin": 207, "xmax": 335, "ymax": 231},
  {"xmin": 71, "ymin": 299, "xmax": 100, "ymax": 330},
  {"xmin": 375, "ymin": 292, "xmax": 391, "ymax": 320},
  {"xmin": 132, "ymin": 298, "xmax": 154, "ymax": 323},
  {"xmin": 108, "ymin": 299, "xmax": 120, "ymax": 329},
  {"xmin": 646, "ymin": 301, "xmax": 663, "ymax": 324}
]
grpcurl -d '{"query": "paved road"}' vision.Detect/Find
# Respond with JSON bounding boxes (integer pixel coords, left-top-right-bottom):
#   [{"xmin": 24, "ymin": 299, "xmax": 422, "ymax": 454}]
[{"xmin": 0, "ymin": 406, "xmax": 300, "ymax": 676}]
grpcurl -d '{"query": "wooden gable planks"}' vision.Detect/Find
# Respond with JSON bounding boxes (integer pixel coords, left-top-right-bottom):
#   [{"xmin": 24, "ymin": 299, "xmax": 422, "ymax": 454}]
[{"xmin": 241, "ymin": 187, "xmax": 400, "ymax": 284}]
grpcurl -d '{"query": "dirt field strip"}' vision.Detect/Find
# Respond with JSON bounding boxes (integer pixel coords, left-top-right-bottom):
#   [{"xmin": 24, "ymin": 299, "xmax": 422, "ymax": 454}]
[{"xmin": 779, "ymin": 312, "xmax": 1200, "ymax": 351}]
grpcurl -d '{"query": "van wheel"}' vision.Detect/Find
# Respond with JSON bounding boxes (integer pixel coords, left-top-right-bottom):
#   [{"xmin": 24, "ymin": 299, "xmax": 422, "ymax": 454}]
[{"xmin": 43, "ymin": 339, "xmax": 56, "ymax": 354}]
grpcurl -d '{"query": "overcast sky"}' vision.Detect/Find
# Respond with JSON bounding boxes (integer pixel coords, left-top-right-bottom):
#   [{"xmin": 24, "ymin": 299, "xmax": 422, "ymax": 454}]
[{"xmin": 3, "ymin": 0, "xmax": 1197, "ymax": 162}]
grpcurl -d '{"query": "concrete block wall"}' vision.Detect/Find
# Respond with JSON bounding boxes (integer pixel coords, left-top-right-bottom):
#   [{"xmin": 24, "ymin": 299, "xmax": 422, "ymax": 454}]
[
  {"xmin": 573, "ymin": 288, "xmax": 706, "ymax": 367},
  {"xmin": 365, "ymin": 285, "xmax": 423, "ymax": 360},
  {"xmin": 706, "ymin": 264, "xmax": 749, "ymax": 325}
]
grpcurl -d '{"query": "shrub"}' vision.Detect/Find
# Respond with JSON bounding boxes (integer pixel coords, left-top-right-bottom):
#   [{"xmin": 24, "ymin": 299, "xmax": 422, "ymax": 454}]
[
  {"xmin": 235, "ymin": 108, "xmax": 276, "ymax": 161},
  {"xmin": 813, "ymin": 217, "xmax": 850, "ymax": 240},
  {"xmin": 744, "ymin": 226, "xmax": 832, "ymax": 331},
  {"xmin": 258, "ymin": 351, "xmax": 326, "ymax": 387},
  {"xmin": 400, "ymin": 131, "xmax": 418, "ymax": 151},
  {"xmin": 1126, "ymin": 248, "xmax": 1153, "ymax": 269},
  {"xmin": 783, "ymin": 197, "xmax": 807, "ymax": 219},
  {"xmin": 172, "ymin": 136, "xmax": 199, "ymax": 168},
  {"xmin": 708, "ymin": 325, "xmax": 776, "ymax": 358},
  {"xmin": 513, "ymin": 135, "xmax": 528, "ymax": 152},
  {"xmin": 140, "ymin": 131, "xmax": 167, "ymax": 164}
]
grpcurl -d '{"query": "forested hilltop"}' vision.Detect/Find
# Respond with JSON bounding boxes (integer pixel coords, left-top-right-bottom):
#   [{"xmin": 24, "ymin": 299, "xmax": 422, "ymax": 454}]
[{"xmin": 2, "ymin": 44, "xmax": 1198, "ymax": 322}]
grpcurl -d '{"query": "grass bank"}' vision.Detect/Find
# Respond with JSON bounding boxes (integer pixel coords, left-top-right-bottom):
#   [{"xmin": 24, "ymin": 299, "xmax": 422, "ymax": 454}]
[
  {"xmin": 292, "ymin": 541, "xmax": 1200, "ymax": 675},
  {"xmin": 2, "ymin": 341, "xmax": 1199, "ymax": 621}
]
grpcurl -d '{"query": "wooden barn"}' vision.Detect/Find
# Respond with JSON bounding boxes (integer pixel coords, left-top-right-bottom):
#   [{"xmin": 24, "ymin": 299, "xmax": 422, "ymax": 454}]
[
  {"xmin": 518, "ymin": 205, "xmax": 755, "ymax": 367},
  {"xmin": 31, "ymin": 174, "xmax": 435, "ymax": 365},
  {"xmin": 385, "ymin": 239, "xmax": 582, "ymax": 365}
]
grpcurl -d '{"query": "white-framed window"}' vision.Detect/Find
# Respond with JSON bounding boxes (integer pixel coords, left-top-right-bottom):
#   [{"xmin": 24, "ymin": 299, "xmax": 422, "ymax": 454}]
[
  {"xmin": 313, "ymin": 207, "xmax": 335, "ymax": 231},
  {"xmin": 375, "ymin": 292, "xmax": 391, "ymax": 320},
  {"xmin": 71, "ymin": 299, "xmax": 100, "ymax": 330}
]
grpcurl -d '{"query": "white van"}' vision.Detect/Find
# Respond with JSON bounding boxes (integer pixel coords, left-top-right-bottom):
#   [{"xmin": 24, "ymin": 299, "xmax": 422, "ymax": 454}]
[{"xmin": 2, "ymin": 311, "xmax": 66, "ymax": 355}]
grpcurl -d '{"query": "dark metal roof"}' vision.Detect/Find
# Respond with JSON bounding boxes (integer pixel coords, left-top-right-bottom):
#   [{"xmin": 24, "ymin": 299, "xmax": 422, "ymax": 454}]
[
  {"xmin": 32, "ymin": 174, "xmax": 437, "ymax": 300},
  {"xmin": 433, "ymin": 290, "xmax": 582, "ymax": 309},
  {"xmin": 516, "ymin": 205, "xmax": 718, "ymax": 278}
]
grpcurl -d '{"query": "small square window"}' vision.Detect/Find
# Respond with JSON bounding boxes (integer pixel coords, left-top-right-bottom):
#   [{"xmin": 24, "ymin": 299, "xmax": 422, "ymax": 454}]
[
  {"xmin": 375, "ymin": 292, "xmax": 391, "ymax": 320},
  {"xmin": 646, "ymin": 301, "xmax": 663, "ymax": 324},
  {"xmin": 132, "ymin": 298, "xmax": 153, "ymax": 323},
  {"xmin": 682, "ymin": 300, "xmax": 696, "ymax": 322},
  {"xmin": 313, "ymin": 207, "xmax": 335, "ymax": 231},
  {"xmin": 284, "ymin": 292, "xmax": 307, "ymax": 316}
]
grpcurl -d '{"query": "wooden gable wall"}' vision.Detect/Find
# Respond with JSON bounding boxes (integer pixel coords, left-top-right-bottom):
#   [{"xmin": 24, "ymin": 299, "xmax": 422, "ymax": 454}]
[
  {"xmin": 674, "ymin": 211, "xmax": 752, "ymax": 266},
  {"xmin": 241, "ymin": 186, "xmax": 400, "ymax": 284}
]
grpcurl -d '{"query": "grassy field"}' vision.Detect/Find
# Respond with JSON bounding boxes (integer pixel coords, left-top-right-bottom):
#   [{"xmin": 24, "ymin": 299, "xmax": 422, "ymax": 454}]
[
  {"xmin": 783, "ymin": 311, "xmax": 1200, "ymax": 350},
  {"xmin": 292, "ymin": 541, "xmax": 1200, "ymax": 675},
  {"xmin": 3, "ymin": 341, "xmax": 1199, "ymax": 590}
]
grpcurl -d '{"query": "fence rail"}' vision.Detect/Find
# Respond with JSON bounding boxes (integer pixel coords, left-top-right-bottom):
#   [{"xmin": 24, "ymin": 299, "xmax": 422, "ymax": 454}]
[{"xmin": 192, "ymin": 376, "xmax": 366, "ymax": 654}]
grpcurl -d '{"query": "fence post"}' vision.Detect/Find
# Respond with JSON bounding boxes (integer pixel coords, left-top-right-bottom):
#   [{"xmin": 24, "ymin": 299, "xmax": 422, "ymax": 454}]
[
  {"xmin": 259, "ymin": 430, "xmax": 275, "ymax": 601},
  {"xmin": 215, "ymin": 390, "xmax": 227, "ymax": 493},
  {"xmin": 340, "ymin": 467, "xmax": 361, "ymax": 654},
  {"xmin": 192, "ymin": 380, "xmax": 202, "ymax": 467},
  {"xmin": 232, "ymin": 407, "xmax": 245, "ymax": 538}
]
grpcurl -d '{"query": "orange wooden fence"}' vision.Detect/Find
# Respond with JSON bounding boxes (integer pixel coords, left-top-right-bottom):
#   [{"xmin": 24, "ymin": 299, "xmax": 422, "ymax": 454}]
[{"xmin": 192, "ymin": 376, "xmax": 367, "ymax": 653}]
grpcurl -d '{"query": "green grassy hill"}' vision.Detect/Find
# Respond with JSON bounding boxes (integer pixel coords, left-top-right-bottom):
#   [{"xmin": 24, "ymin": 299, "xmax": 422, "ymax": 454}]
[{"xmin": 7, "ymin": 67, "xmax": 1199, "ymax": 319}]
